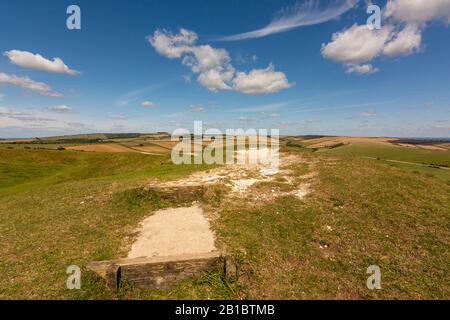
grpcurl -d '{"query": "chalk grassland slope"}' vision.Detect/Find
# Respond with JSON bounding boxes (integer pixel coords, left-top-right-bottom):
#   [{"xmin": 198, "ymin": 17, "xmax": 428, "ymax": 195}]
[
  {"xmin": 321, "ymin": 142, "xmax": 450, "ymax": 182},
  {"xmin": 322, "ymin": 142, "xmax": 450, "ymax": 166},
  {"xmin": 0, "ymin": 148, "xmax": 215, "ymax": 299},
  {"xmin": 213, "ymin": 154, "xmax": 449, "ymax": 299},
  {"xmin": 283, "ymin": 137, "xmax": 450, "ymax": 183},
  {"xmin": 0, "ymin": 146, "xmax": 449, "ymax": 299}
]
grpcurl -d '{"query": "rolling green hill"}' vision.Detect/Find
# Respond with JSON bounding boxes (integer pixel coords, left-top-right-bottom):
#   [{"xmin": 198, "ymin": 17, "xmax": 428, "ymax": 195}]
[
  {"xmin": 0, "ymin": 145, "xmax": 448, "ymax": 299},
  {"xmin": 322, "ymin": 142, "xmax": 450, "ymax": 182}
]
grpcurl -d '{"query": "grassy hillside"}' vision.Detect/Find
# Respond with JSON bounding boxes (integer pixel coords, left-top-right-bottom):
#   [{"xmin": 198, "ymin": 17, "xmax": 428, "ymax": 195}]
[
  {"xmin": 323, "ymin": 142, "xmax": 450, "ymax": 166},
  {"xmin": 0, "ymin": 146, "xmax": 448, "ymax": 299},
  {"xmin": 0, "ymin": 148, "xmax": 213, "ymax": 299},
  {"xmin": 322, "ymin": 142, "xmax": 450, "ymax": 182},
  {"xmin": 214, "ymin": 154, "xmax": 449, "ymax": 299}
]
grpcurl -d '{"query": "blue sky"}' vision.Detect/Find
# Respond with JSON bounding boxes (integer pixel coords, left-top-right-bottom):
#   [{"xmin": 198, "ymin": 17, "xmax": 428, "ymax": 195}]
[{"xmin": 0, "ymin": 0, "xmax": 449, "ymax": 138}]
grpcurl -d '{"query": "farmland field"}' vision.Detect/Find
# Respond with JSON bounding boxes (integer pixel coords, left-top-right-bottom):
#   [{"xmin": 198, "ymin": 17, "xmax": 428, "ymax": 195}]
[{"xmin": 66, "ymin": 143, "xmax": 136, "ymax": 153}]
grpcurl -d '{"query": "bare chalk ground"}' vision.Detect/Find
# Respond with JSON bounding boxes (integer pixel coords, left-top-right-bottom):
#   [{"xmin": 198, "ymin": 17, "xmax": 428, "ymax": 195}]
[
  {"xmin": 128, "ymin": 152, "xmax": 312, "ymax": 259},
  {"xmin": 127, "ymin": 206, "xmax": 216, "ymax": 258}
]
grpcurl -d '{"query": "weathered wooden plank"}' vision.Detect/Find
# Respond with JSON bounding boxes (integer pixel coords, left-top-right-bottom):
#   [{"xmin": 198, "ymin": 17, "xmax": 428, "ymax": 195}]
[
  {"xmin": 87, "ymin": 251, "xmax": 225, "ymax": 290},
  {"xmin": 86, "ymin": 260, "xmax": 112, "ymax": 278},
  {"xmin": 105, "ymin": 264, "xmax": 120, "ymax": 290},
  {"xmin": 121, "ymin": 253, "xmax": 222, "ymax": 289}
]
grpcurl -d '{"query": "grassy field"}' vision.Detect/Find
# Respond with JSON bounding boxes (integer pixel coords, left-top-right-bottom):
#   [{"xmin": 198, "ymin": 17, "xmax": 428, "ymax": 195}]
[
  {"xmin": 323, "ymin": 142, "xmax": 450, "ymax": 166},
  {"xmin": 0, "ymin": 142, "xmax": 449, "ymax": 299},
  {"xmin": 320, "ymin": 142, "xmax": 450, "ymax": 182}
]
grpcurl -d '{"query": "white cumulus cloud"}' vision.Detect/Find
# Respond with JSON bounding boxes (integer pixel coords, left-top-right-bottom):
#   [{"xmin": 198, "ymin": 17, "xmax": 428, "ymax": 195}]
[
  {"xmin": 321, "ymin": 0, "xmax": 450, "ymax": 74},
  {"xmin": 4, "ymin": 50, "xmax": 79, "ymax": 75},
  {"xmin": 196, "ymin": 68, "xmax": 234, "ymax": 91},
  {"xmin": 346, "ymin": 64, "xmax": 379, "ymax": 74},
  {"xmin": 382, "ymin": 24, "xmax": 422, "ymax": 57},
  {"xmin": 233, "ymin": 64, "xmax": 293, "ymax": 94},
  {"xmin": 321, "ymin": 24, "xmax": 392, "ymax": 65},
  {"xmin": 149, "ymin": 29, "xmax": 292, "ymax": 94},
  {"xmin": 150, "ymin": 29, "xmax": 198, "ymax": 58},
  {"xmin": 385, "ymin": 0, "xmax": 450, "ymax": 24}
]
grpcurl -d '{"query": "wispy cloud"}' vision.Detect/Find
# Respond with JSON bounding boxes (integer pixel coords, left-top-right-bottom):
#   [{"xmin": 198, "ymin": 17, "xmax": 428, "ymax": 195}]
[
  {"xmin": 230, "ymin": 101, "xmax": 291, "ymax": 113},
  {"xmin": 0, "ymin": 106, "xmax": 85, "ymax": 132},
  {"xmin": 189, "ymin": 105, "xmax": 205, "ymax": 113},
  {"xmin": 116, "ymin": 84, "xmax": 163, "ymax": 107},
  {"xmin": 182, "ymin": 74, "xmax": 192, "ymax": 83},
  {"xmin": 274, "ymin": 121, "xmax": 298, "ymax": 127},
  {"xmin": 239, "ymin": 116, "xmax": 256, "ymax": 124},
  {"xmin": 0, "ymin": 72, "xmax": 62, "ymax": 97},
  {"xmin": 293, "ymin": 101, "xmax": 390, "ymax": 113},
  {"xmin": 359, "ymin": 110, "xmax": 377, "ymax": 117},
  {"xmin": 423, "ymin": 101, "xmax": 433, "ymax": 109},
  {"xmin": 219, "ymin": 0, "xmax": 359, "ymax": 41},
  {"xmin": 108, "ymin": 113, "xmax": 127, "ymax": 120},
  {"xmin": 47, "ymin": 105, "xmax": 73, "ymax": 113},
  {"xmin": 142, "ymin": 101, "xmax": 157, "ymax": 107}
]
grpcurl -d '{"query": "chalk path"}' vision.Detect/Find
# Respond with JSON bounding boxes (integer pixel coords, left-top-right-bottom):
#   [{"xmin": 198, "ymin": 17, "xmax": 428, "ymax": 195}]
[{"xmin": 127, "ymin": 206, "xmax": 216, "ymax": 258}]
